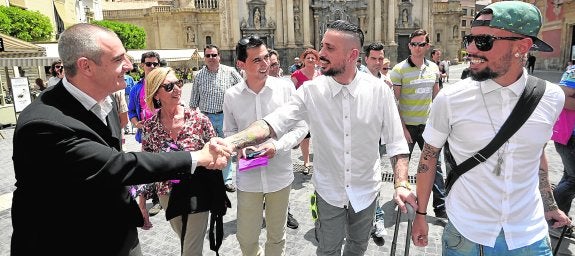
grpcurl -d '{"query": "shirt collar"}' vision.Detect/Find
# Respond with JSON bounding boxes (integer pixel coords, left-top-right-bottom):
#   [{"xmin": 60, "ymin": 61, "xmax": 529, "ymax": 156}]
[
  {"xmin": 407, "ymin": 56, "xmax": 431, "ymax": 67},
  {"xmin": 240, "ymin": 77, "xmax": 273, "ymax": 94},
  {"xmin": 62, "ymin": 77, "xmax": 113, "ymax": 123},
  {"xmin": 480, "ymin": 69, "xmax": 528, "ymax": 96},
  {"xmin": 328, "ymin": 72, "xmax": 360, "ymax": 98}
]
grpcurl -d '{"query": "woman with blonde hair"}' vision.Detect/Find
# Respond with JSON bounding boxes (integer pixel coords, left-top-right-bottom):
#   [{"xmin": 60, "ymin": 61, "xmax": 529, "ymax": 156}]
[
  {"xmin": 135, "ymin": 67, "xmax": 229, "ymax": 255},
  {"xmin": 290, "ymin": 48, "xmax": 320, "ymax": 174}
]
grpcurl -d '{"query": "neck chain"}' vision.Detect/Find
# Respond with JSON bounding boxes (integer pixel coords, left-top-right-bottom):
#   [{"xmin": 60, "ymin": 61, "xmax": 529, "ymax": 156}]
[{"xmin": 480, "ymin": 85, "xmax": 507, "ymax": 176}]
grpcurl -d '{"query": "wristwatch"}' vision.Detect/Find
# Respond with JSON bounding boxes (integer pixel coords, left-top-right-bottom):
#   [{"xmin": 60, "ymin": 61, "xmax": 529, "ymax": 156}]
[{"xmin": 394, "ymin": 181, "xmax": 411, "ymax": 190}]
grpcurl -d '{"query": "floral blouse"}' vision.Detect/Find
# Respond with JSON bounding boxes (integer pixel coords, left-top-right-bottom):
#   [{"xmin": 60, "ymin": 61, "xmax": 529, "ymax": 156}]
[{"xmin": 133, "ymin": 107, "xmax": 216, "ymax": 198}]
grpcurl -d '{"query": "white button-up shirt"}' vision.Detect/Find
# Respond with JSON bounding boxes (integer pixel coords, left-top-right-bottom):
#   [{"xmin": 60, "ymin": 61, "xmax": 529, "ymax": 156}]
[
  {"xmin": 223, "ymin": 76, "xmax": 308, "ymax": 193},
  {"xmin": 264, "ymin": 71, "xmax": 409, "ymax": 211},
  {"xmin": 423, "ymin": 70, "xmax": 564, "ymax": 249}
]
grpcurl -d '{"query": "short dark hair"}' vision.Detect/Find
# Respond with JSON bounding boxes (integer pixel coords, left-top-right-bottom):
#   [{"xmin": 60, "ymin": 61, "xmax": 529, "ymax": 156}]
[
  {"xmin": 204, "ymin": 44, "xmax": 219, "ymax": 52},
  {"xmin": 268, "ymin": 48, "xmax": 279, "ymax": 59},
  {"xmin": 140, "ymin": 51, "xmax": 160, "ymax": 63},
  {"xmin": 326, "ymin": 20, "xmax": 364, "ymax": 48},
  {"xmin": 431, "ymin": 48, "xmax": 441, "ymax": 57},
  {"xmin": 364, "ymin": 43, "xmax": 385, "ymax": 57},
  {"xmin": 236, "ymin": 35, "xmax": 265, "ymax": 62},
  {"xmin": 50, "ymin": 60, "xmax": 63, "ymax": 77},
  {"xmin": 409, "ymin": 29, "xmax": 429, "ymax": 43}
]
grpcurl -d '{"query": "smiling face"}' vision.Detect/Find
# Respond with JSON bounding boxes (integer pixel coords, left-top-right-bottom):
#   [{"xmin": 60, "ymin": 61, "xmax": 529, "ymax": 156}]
[
  {"xmin": 93, "ymin": 32, "xmax": 133, "ymax": 95},
  {"xmin": 154, "ymin": 72, "xmax": 182, "ymax": 108},
  {"xmin": 238, "ymin": 45, "xmax": 270, "ymax": 82},
  {"xmin": 466, "ymin": 14, "xmax": 530, "ymax": 83}
]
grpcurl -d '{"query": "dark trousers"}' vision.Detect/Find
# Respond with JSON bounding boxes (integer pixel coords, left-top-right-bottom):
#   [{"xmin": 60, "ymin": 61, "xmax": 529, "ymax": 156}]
[
  {"xmin": 553, "ymin": 137, "xmax": 575, "ymax": 215},
  {"xmin": 406, "ymin": 124, "xmax": 446, "ymax": 213}
]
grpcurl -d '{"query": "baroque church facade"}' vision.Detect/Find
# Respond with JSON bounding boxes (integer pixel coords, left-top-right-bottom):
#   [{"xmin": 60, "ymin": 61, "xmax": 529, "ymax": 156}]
[{"xmin": 102, "ymin": 0, "xmax": 467, "ymax": 67}]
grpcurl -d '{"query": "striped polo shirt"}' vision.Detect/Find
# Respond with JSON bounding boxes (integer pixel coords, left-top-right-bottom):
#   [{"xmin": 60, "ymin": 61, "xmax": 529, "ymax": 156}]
[{"xmin": 390, "ymin": 57, "xmax": 439, "ymax": 125}]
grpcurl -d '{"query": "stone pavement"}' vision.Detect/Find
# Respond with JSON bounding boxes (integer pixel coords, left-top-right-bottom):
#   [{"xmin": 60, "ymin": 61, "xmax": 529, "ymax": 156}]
[{"xmin": 0, "ymin": 65, "xmax": 574, "ymax": 255}]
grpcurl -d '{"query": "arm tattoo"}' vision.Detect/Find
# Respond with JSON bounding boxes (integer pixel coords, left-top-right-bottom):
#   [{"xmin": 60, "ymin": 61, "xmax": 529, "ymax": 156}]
[
  {"xmin": 417, "ymin": 143, "xmax": 441, "ymax": 174},
  {"xmin": 538, "ymin": 168, "xmax": 558, "ymax": 212},
  {"xmin": 226, "ymin": 120, "xmax": 274, "ymax": 150},
  {"xmin": 391, "ymin": 154, "xmax": 410, "ymax": 182}
]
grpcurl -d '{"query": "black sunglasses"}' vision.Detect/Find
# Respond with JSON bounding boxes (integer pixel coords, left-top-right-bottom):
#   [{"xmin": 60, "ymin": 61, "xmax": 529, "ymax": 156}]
[
  {"xmin": 144, "ymin": 62, "xmax": 159, "ymax": 67},
  {"xmin": 205, "ymin": 53, "xmax": 218, "ymax": 58},
  {"xmin": 54, "ymin": 65, "xmax": 63, "ymax": 69},
  {"xmin": 463, "ymin": 34, "xmax": 525, "ymax": 52},
  {"xmin": 409, "ymin": 42, "xmax": 428, "ymax": 47},
  {"xmin": 238, "ymin": 35, "xmax": 261, "ymax": 46},
  {"xmin": 381, "ymin": 67, "xmax": 391, "ymax": 70},
  {"xmin": 161, "ymin": 80, "xmax": 184, "ymax": 92}
]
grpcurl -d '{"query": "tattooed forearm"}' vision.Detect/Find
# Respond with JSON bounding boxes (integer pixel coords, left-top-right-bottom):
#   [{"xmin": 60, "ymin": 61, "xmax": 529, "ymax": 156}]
[
  {"xmin": 391, "ymin": 154, "xmax": 410, "ymax": 182},
  {"xmin": 226, "ymin": 120, "xmax": 274, "ymax": 150},
  {"xmin": 417, "ymin": 143, "xmax": 441, "ymax": 174},
  {"xmin": 538, "ymin": 168, "xmax": 559, "ymax": 212}
]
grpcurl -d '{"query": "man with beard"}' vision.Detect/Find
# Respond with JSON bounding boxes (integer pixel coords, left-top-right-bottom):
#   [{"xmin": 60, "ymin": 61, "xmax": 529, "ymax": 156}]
[
  {"xmin": 221, "ymin": 20, "xmax": 416, "ymax": 255},
  {"xmin": 411, "ymin": 2, "xmax": 571, "ymax": 255}
]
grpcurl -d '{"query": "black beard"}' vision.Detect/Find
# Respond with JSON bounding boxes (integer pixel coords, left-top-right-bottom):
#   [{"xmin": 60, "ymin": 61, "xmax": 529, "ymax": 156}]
[
  {"xmin": 322, "ymin": 66, "xmax": 344, "ymax": 77},
  {"xmin": 470, "ymin": 67, "xmax": 500, "ymax": 81}
]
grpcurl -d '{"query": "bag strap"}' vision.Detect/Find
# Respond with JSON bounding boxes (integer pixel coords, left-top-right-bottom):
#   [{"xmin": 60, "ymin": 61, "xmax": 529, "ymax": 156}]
[{"xmin": 445, "ymin": 75, "xmax": 547, "ymax": 194}]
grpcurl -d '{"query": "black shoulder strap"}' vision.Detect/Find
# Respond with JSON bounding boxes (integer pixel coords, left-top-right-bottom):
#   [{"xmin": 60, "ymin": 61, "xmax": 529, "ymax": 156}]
[{"xmin": 444, "ymin": 75, "xmax": 547, "ymax": 194}]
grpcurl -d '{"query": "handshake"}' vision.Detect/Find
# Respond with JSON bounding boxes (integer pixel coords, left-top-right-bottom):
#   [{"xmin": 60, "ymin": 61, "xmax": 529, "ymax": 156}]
[{"xmin": 194, "ymin": 137, "xmax": 234, "ymax": 170}]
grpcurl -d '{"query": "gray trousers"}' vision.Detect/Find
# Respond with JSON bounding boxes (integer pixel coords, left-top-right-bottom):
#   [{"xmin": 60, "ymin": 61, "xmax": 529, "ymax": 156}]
[{"xmin": 314, "ymin": 192, "xmax": 377, "ymax": 256}]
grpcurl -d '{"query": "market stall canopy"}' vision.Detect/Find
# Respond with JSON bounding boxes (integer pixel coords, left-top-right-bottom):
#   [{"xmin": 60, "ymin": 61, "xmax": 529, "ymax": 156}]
[
  {"xmin": 127, "ymin": 49, "xmax": 200, "ymax": 62},
  {"xmin": 0, "ymin": 33, "xmax": 59, "ymax": 67}
]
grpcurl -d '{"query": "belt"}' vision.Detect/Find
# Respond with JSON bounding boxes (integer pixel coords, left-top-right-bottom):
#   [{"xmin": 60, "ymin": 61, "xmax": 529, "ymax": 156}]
[{"xmin": 202, "ymin": 111, "xmax": 223, "ymax": 115}]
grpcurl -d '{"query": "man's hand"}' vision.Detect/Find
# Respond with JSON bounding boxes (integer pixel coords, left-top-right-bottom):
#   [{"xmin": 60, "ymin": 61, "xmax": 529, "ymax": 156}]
[
  {"xmin": 194, "ymin": 138, "xmax": 232, "ymax": 169},
  {"xmin": 546, "ymin": 209, "xmax": 571, "ymax": 229},
  {"xmin": 393, "ymin": 187, "xmax": 418, "ymax": 213},
  {"xmin": 255, "ymin": 143, "xmax": 276, "ymax": 159},
  {"xmin": 403, "ymin": 127, "xmax": 413, "ymax": 144},
  {"xmin": 412, "ymin": 215, "xmax": 429, "ymax": 247}
]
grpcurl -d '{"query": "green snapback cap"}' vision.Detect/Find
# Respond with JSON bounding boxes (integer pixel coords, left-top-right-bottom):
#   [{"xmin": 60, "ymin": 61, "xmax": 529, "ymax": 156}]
[{"xmin": 471, "ymin": 1, "xmax": 553, "ymax": 52}]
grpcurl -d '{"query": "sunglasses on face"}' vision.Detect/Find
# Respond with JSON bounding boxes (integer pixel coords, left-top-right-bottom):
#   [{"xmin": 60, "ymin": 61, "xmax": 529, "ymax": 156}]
[
  {"xmin": 463, "ymin": 34, "xmax": 525, "ymax": 52},
  {"xmin": 238, "ymin": 35, "xmax": 261, "ymax": 46},
  {"xmin": 381, "ymin": 67, "xmax": 390, "ymax": 70},
  {"xmin": 409, "ymin": 42, "xmax": 428, "ymax": 47},
  {"xmin": 205, "ymin": 53, "xmax": 219, "ymax": 58},
  {"xmin": 161, "ymin": 80, "xmax": 184, "ymax": 92},
  {"xmin": 54, "ymin": 65, "xmax": 63, "ymax": 69},
  {"xmin": 144, "ymin": 62, "xmax": 159, "ymax": 67}
]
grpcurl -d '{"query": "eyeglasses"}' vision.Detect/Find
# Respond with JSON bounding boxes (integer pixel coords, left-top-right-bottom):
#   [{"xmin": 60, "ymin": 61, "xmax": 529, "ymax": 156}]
[
  {"xmin": 238, "ymin": 35, "xmax": 261, "ymax": 46},
  {"xmin": 205, "ymin": 53, "xmax": 219, "ymax": 58},
  {"xmin": 409, "ymin": 42, "xmax": 428, "ymax": 47},
  {"xmin": 144, "ymin": 62, "xmax": 159, "ymax": 67},
  {"xmin": 161, "ymin": 80, "xmax": 184, "ymax": 92},
  {"xmin": 54, "ymin": 65, "xmax": 63, "ymax": 69},
  {"xmin": 463, "ymin": 34, "xmax": 525, "ymax": 52},
  {"xmin": 310, "ymin": 193, "xmax": 318, "ymax": 222}
]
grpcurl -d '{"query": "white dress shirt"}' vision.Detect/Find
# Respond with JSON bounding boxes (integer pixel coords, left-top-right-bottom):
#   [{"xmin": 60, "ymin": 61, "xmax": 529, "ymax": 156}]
[
  {"xmin": 423, "ymin": 69, "xmax": 564, "ymax": 249},
  {"xmin": 223, "ymin": 76, "xmax": 308, "ymax": 193},
  {"xmin": 264, "ymin": 71, "xmax": 409, "ymax": 211}
]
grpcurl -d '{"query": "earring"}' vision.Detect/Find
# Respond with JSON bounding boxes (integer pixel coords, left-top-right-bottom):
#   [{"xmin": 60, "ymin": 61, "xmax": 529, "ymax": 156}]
[{"xmin": 514, "ymin": 53, "xmax": 520, "ymax": 58}]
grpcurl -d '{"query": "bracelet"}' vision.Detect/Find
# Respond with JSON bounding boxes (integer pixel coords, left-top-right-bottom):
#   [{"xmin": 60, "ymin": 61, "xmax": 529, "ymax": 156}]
[
  {"xmin": 394, "ymin": 181, "xmax": 411, "ymax": 191},
  {"xmin": 416, "ymin": 210, "xmax": 427, "ymax": 215}
]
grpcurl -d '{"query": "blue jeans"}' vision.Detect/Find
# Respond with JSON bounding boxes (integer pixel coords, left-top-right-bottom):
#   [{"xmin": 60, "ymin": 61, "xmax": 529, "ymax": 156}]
[
  {"xmin": 442, "ymin": 222, "xmax": 552, "ymax": 256},
  {"xmin": 553, "ymin": 137, "xmax": 575, "ymax": 215},
  {"xmin": 314, "ymin": 192, "xmax": 376, "ymax": 256},
  {"xmin": 205, "ymin": 112, "xmax": 233, "ymax": 184},
  {"xmin": 406, "ymin": 124, "xmax": 446, "ymax": 214}
]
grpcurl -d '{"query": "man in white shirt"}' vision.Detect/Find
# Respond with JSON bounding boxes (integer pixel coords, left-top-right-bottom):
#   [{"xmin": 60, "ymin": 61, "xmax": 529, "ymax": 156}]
[
  {"xmin": 223, "ymin": 20, "xmax": 416, "ymax": 255},
  {"xmin": 223, "ymin": 36, "xmax": 308, "ymax": 256},
  {"xmin": 412, "ymin": 2, "xmax": 571, "ymax": 255}
]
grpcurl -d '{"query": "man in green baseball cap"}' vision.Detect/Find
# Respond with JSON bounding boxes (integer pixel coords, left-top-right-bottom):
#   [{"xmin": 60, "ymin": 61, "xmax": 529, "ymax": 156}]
[{"xmin": 412, "ymin": 1, "xmax": 571, "ymax": 255}]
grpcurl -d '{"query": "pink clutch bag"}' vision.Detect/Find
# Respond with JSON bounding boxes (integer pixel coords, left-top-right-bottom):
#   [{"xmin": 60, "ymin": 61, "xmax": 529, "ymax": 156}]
[
  {"xmin": 552, "ymin": 108, "xmax": 575, "ymax": 145},
  {"xmin": 238, "ymin": 155, "xmax": 269, "ymax": 172}
]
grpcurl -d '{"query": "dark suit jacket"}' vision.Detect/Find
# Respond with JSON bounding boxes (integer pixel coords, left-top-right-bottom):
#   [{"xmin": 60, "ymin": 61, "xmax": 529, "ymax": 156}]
[{"xmin": 11, "ymin": 82, "xmax": 194, "ymax": 255}]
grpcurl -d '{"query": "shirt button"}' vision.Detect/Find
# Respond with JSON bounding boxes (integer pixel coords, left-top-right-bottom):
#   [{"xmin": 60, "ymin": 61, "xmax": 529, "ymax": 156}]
[
  {"xmin": 347, "ymin": 169, "xmax": 350, "ymax": 172},
  {"xmin": 345, "ymin": 133, "xmax": 349, "ymax": 137},
  {"xmin": 346, "ymin": 151, "xmax": 350, "ymax": 154},
  {"xmin": 345, "ymin": 115, "xmax": 348, "ymax": 119}
]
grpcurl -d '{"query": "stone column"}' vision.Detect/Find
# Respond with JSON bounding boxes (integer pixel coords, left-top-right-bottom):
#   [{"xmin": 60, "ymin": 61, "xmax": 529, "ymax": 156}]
[
  {"xmin": 302, "ymin": 0, "xmax": 312, "ymax": 48},
  {"xmin": 387, "ymin": 0, "xmax": 396, "ymax": 45},
  {"xmin": 374, "ymin": 0, "xmax": 382, "ymax": 42},
  {"xmin": 286, "ymin": 0, "xmax": 296, "ymax": 47},
  {"xmin": 314, "ymin": 14, "xmax": 320, "ymax": 50},
  {"xmin": 275, "ymin": 0, "xmax": 285, "ymax": 48}
]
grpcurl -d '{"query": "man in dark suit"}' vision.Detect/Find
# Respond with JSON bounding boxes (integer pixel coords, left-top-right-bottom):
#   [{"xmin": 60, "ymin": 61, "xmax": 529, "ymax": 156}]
[{"xmin": 10, "ymin": 23, "xmax": 230, "ymax": 256}]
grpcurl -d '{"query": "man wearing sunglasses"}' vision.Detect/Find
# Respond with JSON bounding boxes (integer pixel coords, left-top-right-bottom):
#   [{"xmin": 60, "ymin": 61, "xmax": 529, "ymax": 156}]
[
  {"xmin": 412, "ymin": 2, "xmax": 571, "ymax": 255},
  {"xmin": 191, "ymin": 44, "xmax": 243, "ymax": 193},
  {"xmin": 47, "ymin": 60, "xmax": 65, "ymax": 87},
  {"xmin": 390, "ymin": 29, "xmax": 447, "ymax": 220}
]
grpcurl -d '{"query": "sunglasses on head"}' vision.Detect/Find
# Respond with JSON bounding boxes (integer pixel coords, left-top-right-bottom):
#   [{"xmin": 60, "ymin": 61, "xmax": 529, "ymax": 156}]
[
  {"xmin": 144, "ymin": 62, "xmax": 159, "ymax": 67},
  {"xmin": 161, "ymin": 80, "xmax": 184, "ymax": 92},
  {"xmin": 463, "ymin": 34, "xmax": 525, "ymax": 52},
  {"xmin": 205, "ymin": 53, "xmax": 218, "ymax": 58},
  {"xmin": 238, "ymin": 35, "xmax": 261, "ymax": 46},
  {"xmin": 409, "ymin": 42, "xmax": 428, "ymax": 47}
]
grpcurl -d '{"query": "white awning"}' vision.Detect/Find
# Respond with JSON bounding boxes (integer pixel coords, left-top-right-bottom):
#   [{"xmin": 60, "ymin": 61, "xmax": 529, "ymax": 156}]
[{"xmin": 0, "ymin": 57, "xmax": 61, "ymax": 67}]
